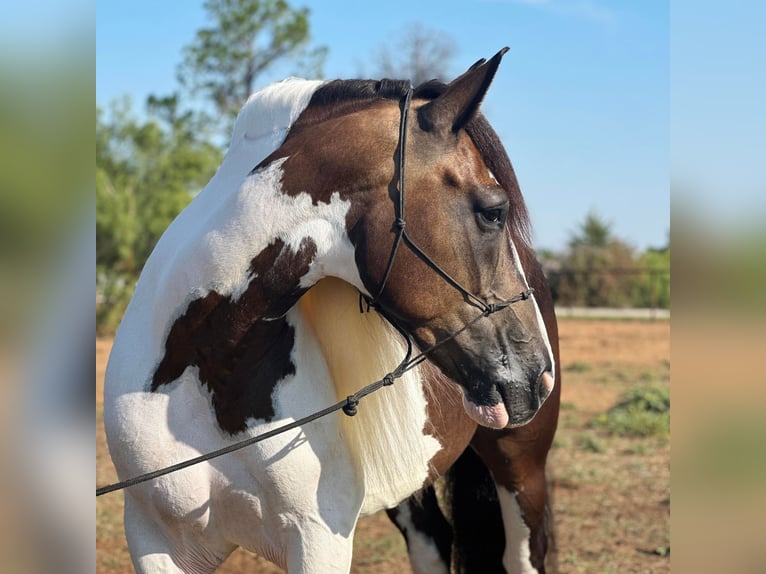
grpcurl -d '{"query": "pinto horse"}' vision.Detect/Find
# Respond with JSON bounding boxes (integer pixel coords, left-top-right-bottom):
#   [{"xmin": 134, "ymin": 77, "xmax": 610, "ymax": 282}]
[{"xmin": 104, "ymin": 48, "xmax": 560, "ymax": 573}]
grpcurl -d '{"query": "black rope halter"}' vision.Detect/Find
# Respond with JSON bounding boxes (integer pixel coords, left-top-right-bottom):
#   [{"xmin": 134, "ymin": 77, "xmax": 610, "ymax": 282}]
[{"xmin": 96, "ymin": 87, "xmax": 533, "ymax": 497}]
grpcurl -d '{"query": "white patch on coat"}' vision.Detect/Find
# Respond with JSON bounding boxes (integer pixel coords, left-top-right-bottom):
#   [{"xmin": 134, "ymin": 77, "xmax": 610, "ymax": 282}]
[
  {"xmin": 394, "ymin": 503, "xmax": 449, "ymax": 574},
  {"xmin": 105, "ymin": 78, "xmax": 328, "ymax": 403},
  {"xmin": 110, "ymin": 308, "xmax": 363, "ymax": 572},
  {"xmin": 496, "ymin": 486, "xmax": 539, "ymax": 574},
  {"xmin": 506, "ymin": 233, "xmax": 556, "ymax": 383},
  {"xmin": 104, "ymin": 78, "xmax": 375, "ymax": 572},
  {"xmin": 233, "ymin": 77, "xmax": 325, "ymax": 146}
]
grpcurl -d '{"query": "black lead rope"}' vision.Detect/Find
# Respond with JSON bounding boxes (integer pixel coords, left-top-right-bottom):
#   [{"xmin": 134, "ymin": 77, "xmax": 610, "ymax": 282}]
[{"xmin": 96, "ymin": 88, "xmax": 534, "ymax": 497}]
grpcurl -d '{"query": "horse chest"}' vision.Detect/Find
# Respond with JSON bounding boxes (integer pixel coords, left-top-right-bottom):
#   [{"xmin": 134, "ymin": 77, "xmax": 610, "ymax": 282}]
[{"xmin": 287, "ymin": 299, "xmax": 444, "ymax": 515}]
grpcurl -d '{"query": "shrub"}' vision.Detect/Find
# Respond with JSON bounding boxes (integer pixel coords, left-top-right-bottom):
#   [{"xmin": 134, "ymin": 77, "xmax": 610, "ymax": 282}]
[{"xmin": 591, "ymin": 385, "xmax": 670, "ymax": 438}]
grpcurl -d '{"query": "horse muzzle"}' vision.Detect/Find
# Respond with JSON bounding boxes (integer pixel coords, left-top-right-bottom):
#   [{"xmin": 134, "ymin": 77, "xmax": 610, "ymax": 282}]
[
  {"xmin": 410, "ymin": 300, "xmax": 556, "ymax": 430},
  {"xmin": 461, "ymin": 370, "xmax": 555, "ymax": 429}
]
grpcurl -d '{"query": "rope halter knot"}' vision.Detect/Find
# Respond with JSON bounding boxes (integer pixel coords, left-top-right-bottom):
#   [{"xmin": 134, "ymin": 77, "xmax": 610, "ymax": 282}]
[{"xmin": 343, "ymin": 396, "xmax": 360, "ymax": 416}]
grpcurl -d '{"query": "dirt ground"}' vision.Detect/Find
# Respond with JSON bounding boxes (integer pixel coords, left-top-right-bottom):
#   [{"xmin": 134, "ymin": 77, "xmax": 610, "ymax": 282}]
[
  {"xmin": 96, "ymin": 318, "xmax": 670, "ymax": 573},
  {"xmin": 548, "ymin": 319, "xmax": 670, "ymax": 574}
]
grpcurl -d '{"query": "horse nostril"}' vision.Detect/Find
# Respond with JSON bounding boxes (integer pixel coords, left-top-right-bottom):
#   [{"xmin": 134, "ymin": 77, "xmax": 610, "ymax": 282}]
[{"xmin": 538, "ymin": 371, "xmax": 554, "ymax": 402}]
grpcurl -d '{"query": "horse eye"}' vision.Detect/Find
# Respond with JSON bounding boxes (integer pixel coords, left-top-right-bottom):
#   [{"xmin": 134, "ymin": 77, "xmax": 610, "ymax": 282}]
[
  {"xmin": 481, "ymin": 209, "xmax": 503, "ymax": 224},
  {"xmin": 477, "ymin": 205, "xmax": 507, "ymax": 228}
]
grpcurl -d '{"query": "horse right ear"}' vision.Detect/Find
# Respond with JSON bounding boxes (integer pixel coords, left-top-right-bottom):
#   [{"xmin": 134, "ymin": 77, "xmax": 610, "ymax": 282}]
[{"xmin": 417, "ymin": 47, "xmax": 509, "ymax": 134}]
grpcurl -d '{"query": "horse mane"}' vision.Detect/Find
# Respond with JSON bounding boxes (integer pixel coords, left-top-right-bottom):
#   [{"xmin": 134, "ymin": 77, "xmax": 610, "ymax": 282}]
[
  {"xmin": 299, "ymin": 278, "xmax": 442, "ymax": 510},
  {"xmin": 225, "ymin": 75, "xmax": 532, "ymax": 253}
]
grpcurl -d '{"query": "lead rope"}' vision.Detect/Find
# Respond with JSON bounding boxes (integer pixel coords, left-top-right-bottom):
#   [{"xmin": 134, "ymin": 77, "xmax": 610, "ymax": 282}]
[
  {"xmin": 96, "ymin": 88, "xmax": 534, "ymax": 497},
  {"xmin": 96, "ymin": 288, "xmax": 531, "ymax": 497}
]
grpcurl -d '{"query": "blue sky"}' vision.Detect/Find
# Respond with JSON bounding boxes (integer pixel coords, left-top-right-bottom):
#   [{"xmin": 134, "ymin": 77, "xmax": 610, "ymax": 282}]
[
  {"xmin": 671, "ymin": 1, "xmax": 766, "ymax": 230},
  {"xmin": 97, "ymin": 0, "xmax": 669, "ymax": 253}
]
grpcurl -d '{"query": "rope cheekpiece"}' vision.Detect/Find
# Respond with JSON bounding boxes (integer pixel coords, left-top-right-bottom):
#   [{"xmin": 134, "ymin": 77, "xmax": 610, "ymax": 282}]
[{"xmin": 96, "ymin": 88, "xmax": 534, "ymax": 498}]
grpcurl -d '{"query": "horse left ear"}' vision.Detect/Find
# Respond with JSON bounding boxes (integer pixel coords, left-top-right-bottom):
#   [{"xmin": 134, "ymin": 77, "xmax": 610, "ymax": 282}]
[{"xmin": 417, "ymin": 47, "xmax": 509, "ymax": 134}]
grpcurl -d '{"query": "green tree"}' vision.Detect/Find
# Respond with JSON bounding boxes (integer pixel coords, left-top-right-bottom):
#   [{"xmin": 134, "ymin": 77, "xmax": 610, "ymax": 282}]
[
  {"xmin": 96, "ymin": 97, "xmax": 222, "ymax": 332},
  {"xmin": 570, "ymin": 211, "xmax": 611, "ymax": 248},
  {"xmin": 178, "ymin": 0, "xmax": 327, "ymax": 131},
  {"xmin": 633, "ymin": 246, "xmax": 670, "ymax": 308},
  {"xmin": 558, "ymin": 211, "xmax": 639, "ymax": 307}
]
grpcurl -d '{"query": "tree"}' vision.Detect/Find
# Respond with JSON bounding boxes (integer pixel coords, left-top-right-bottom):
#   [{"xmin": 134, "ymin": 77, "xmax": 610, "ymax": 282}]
[
  {"xmin": 178, "ymin": 0, "xmax": 327, "ymax": 131},
  {"xmin": 569, "ymin": 211, "xmax": 611, "ymax": 248},
  {"xmin": 634, "ymin": 246, "xmax": 670, "ymax": 309},
  {"xmin": 367, "ymin": 23, "xmax": 457, "ymax": 85},
  {"xmin": 96, "ymin": 97, "xmax": 223, "ymax": 332},
  {"xmin": 557, "ymin": 211, "xmax": 639, "ymax": 307}
]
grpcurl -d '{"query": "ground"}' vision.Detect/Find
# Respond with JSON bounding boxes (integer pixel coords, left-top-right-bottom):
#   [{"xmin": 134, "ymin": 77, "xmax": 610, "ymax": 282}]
[{"xmin": 96, "ymin": 318, "xmax": 670, "ymax": 573}]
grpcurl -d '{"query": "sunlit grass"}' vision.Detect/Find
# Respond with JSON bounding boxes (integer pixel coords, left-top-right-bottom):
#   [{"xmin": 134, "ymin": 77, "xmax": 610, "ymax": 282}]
[{"xmin": 590, "ymin": 385, "xmax": 670, "ymax": 438}]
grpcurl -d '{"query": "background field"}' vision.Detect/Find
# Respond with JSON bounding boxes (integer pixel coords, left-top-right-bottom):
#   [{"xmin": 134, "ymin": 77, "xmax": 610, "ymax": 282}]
[{"xmin": 97, "ymin": 318, "xmax": 670, "ymax": 573}]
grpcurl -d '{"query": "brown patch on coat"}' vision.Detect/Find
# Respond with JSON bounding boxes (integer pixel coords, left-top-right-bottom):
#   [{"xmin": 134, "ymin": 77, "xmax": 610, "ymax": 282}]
[
  {"xmin": 151, "ymin": 237, "xmax": 317, "ymax": 434},
  {"xmin": 421, "ymin": 364, "xmax": 477, "ymax": 481},
  {"xmin": 260, "ymin": 101, "xmax": 401, "ymax": 208},
  {"xmin": 469, "ymin": 247, "xmax": 561, "ymax": 571}
]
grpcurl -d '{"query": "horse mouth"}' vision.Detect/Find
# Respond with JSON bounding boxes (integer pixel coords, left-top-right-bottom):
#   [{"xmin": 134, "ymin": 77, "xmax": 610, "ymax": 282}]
[
  {"xmin": 461, "ymin": 394, "xmax": 509, "ymax": 429},
  {"xmin": 461, "ymin": 371, "xmax": 554, "ymax": 429}
]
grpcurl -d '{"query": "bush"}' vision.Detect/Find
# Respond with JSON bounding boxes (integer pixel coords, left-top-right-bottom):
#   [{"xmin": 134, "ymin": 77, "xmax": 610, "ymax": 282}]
[
  {"xmin": 96, "ymin": 269, "xmax": 136, "ymax": 335},
  {"xmin": 591, "ymin": 385, "xmax": 670, "ymax": 438}
]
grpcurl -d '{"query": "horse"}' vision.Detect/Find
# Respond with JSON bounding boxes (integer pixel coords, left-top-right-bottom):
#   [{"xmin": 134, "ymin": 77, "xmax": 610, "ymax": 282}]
[{"xmin": 104, "ymin": 48, "xmax": 561, "ymax": 573}]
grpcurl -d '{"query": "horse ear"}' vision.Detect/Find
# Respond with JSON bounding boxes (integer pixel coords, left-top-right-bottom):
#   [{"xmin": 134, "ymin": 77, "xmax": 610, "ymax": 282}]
[{"xmin": 417, "ymin": 47, "xmax": 509, "ymax": 134}]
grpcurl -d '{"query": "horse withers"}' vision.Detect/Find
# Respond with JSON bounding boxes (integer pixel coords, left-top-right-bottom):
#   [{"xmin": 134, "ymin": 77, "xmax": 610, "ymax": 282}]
[{"xmin": 104, "ymin": 48, "xmax": 560, "ymax": 573}]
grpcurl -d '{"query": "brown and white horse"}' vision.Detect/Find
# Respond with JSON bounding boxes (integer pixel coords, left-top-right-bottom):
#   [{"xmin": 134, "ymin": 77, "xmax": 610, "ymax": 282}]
[{"xmin": 104, "ymin": 49, "xmax": 560, "ymax": 573}]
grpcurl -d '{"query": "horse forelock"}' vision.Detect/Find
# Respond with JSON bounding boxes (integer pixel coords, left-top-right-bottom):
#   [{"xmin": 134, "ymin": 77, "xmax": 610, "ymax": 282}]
[{"xmin": 465, "ymin": 114, "xmax": 533, "ymax": 249}]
